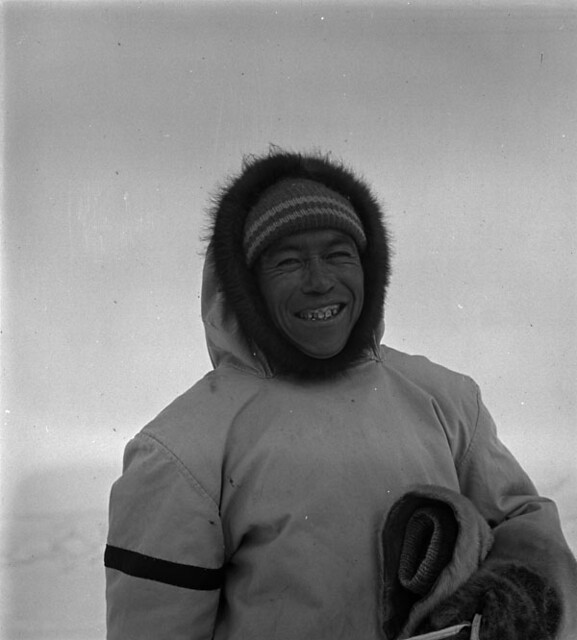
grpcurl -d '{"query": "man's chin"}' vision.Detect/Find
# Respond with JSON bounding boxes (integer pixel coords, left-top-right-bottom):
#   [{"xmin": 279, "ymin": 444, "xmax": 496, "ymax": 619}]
[{"xmin": 290, "ymin": 339, "xmax": 347, "ymax": 360}]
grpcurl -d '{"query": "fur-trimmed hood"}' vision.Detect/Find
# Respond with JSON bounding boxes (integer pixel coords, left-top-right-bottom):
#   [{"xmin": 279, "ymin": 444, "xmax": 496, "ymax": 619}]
[{"xmin": 204, "ymin": 149, "xmax": 391, "ymax": 378}]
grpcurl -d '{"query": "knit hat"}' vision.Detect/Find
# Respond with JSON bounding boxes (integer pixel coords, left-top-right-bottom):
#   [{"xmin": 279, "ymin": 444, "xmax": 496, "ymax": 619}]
[{"xmin": 243, "ymin": 178, "xmax": 367, "ymax": 265}]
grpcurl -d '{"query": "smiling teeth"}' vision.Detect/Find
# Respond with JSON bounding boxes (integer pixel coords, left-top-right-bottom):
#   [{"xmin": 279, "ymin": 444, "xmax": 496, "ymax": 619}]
[{"xmin": 299, "ymin": 305, "xmax": 341, "ymax": 321}]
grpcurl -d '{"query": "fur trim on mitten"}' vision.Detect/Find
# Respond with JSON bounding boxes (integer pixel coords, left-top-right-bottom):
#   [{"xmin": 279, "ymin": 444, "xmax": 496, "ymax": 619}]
[{"xmin": 416, "ymin": 562, "xmax": 562, "ymax": 640}]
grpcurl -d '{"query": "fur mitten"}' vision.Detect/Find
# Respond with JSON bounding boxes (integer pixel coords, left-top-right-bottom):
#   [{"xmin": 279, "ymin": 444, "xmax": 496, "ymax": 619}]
[{"xmin": 415, "ymin": 562, "xmax": 562, "ymax": 640}]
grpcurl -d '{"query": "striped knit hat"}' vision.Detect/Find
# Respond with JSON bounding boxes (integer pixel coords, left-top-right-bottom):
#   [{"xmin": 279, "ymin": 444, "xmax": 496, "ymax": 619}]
[{"xmin": 243, "ymin": 178, "xmax": 367, "ymax": 265}]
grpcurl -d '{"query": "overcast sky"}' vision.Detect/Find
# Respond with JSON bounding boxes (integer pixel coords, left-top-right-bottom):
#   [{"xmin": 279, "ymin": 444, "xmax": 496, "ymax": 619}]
[{"xmin": 3, "ymin": 0, "xmax": 576, "ymax": 509}]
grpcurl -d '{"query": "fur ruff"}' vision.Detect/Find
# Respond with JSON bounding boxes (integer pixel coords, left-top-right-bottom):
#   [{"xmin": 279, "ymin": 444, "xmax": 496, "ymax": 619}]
[{"xmin": 208, "ymin": 149, "xmax": 391, "ymax": 379}]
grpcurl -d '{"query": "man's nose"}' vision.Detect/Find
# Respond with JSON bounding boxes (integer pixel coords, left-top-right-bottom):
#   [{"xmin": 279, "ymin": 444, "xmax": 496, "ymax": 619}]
[{"xmin": 302, "ymin": 258, "xmax": 333, "ymax": 294}]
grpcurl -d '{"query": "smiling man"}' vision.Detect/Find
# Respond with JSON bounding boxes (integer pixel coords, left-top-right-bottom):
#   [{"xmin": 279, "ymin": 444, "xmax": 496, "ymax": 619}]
[
  {"xmin": 105, "ymin": 150, "xmax": 577, "ymax": 640},
  {"xmin": 256, "ymin": 227, "xmax": 365, "ymax": 359},
  {"xmin": 247, "ymin": 177, "xmax": 367, "ymax": 361}
]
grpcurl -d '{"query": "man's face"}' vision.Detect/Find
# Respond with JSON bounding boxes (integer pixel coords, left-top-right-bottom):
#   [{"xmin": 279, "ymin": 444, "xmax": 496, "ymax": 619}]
[{"xmin": 255, "ymin": 229, "xmax": 364, "ymax": 359}]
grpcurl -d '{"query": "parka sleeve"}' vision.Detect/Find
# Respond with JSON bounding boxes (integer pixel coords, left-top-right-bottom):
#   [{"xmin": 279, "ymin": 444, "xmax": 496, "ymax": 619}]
[
  {"xmin": 105, "ymin": 432, "xmax": 225, "ymax": 640},
  {"xmin": 456, "ymin": 385, "xmax": 577, "ymax": 637}
]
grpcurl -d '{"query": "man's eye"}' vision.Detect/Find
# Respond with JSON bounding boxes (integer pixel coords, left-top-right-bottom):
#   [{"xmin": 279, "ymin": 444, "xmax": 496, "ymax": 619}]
[
  {"xmin": 327, "ymin": 251, "xmax": 353, "ymax": 260},
  {"xmin": 276, "ymin": 257, "xmax": 301, "ymax": 268}
]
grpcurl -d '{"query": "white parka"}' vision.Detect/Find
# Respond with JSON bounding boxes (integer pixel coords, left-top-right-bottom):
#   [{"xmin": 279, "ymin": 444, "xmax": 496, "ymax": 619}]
[
  {"xmin": 106, "ymin": 152, "xmax": 577, "ymax": 639},
  {"xmin": 106, "ymin": 259, "xmax": 577, "ymax": 640}
]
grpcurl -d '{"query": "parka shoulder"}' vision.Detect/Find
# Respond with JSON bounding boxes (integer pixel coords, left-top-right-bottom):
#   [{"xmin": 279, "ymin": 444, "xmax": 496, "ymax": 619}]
[
  {"xmin": 380, "ymin": 345, "xmax": 482, "ymax": 455},
  {"xmin": 381, "ymin": 345, "xmax": 479, "ymax": 405},
  {"xmin": 138, "ymin": 366, "xmax": 265, "ymax": 502}
]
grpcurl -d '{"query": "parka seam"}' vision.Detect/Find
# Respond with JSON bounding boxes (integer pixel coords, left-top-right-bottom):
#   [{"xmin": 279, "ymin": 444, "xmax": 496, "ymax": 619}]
[
  {"xmin": 455, "ymin": 382, "xmax": 482, "ymax": 473},
  {"xmin": 218, "ymin": 361, "xmax": 273, "ymax": 379},
  {"xmin": 139, "ymin": 431, "xmax": 220, "ymax": 510}
]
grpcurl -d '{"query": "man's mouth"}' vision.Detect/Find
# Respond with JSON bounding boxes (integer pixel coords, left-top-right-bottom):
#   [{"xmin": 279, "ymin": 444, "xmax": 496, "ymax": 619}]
[{"xmin": 297, "ymin": 304, "xmax": 343, "ymax": 322}]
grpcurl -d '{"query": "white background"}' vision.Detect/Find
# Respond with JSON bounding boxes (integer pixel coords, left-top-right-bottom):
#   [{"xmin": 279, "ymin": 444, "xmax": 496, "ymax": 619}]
[{"xmin": 2, "ymin": 1, "xmax": 576, "ymax": 638}]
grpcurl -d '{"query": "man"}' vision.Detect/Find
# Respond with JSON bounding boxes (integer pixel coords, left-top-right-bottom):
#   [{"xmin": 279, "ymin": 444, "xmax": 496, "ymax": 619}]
[{"xmin": 105, "ymin": 150, "xmax": 577, "ymax": 639}]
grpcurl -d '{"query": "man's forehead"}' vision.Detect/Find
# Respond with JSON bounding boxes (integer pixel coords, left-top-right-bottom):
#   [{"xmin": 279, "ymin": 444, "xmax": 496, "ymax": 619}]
[{"xmin": 266, "ymin": 229, "xmax": 357, "ymax": 254}]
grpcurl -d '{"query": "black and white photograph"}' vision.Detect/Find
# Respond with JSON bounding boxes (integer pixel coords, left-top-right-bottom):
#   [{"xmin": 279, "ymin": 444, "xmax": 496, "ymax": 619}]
[{"xmin": 2, "ymin": 1, "xmax": 576, "ymax": 638}]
